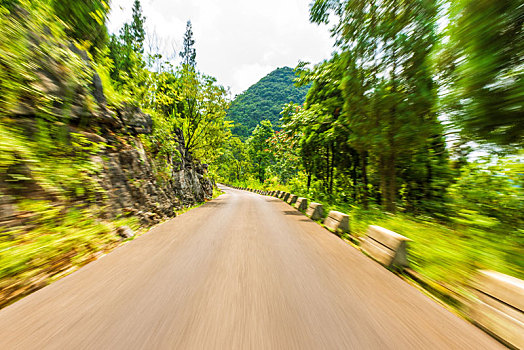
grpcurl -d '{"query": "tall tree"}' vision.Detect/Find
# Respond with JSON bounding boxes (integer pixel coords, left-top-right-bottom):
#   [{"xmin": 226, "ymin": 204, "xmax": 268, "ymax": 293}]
[
  {"xmin": 130, "ymin": 0, "xmax": 146, "ymax": 54},
  {"xmin": 310, "ymin": 0, "xmax": 443, "ymax": 212},
  {"xmin": 108, "ymin": 0, "xmax": 146, "ymax": 89},
  {"xmin": 177, "ymin": 72, "xmax": 231, "ymax": 162},
  {"xmin": 180, "ymin": 20, "xmax": 196, "ymax": 69}
]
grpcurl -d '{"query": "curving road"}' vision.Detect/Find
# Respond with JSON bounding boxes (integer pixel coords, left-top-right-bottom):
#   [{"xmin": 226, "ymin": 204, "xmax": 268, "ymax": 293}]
[{"xmin": 0, "ymin": 185, "xmax": 502, "ymax": 349}]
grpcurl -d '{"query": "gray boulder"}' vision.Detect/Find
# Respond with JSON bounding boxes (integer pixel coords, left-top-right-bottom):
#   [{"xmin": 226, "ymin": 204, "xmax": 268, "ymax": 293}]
[{"xmin": 116, "ymin": 225, "xmax": 135, "ymax": 239}]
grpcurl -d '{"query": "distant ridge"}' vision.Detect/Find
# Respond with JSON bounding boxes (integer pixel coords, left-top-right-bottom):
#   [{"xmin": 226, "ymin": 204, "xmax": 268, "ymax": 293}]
[{"xmin": 227, "ymin": 67, "xmax": 309, "ymax": 137}]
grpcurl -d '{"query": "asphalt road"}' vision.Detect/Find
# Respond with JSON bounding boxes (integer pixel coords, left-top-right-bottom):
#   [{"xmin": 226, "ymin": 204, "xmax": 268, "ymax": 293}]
[{"xmin": 0, "ymin": 185, "xmax": 503, "ymax": 349}]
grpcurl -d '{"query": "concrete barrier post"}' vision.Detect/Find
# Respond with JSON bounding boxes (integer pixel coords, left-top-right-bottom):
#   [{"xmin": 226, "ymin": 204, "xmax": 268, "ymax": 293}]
[
  {"xmin": 295, "ymin": 197, "xmax": 308, "ymax": 211},
  {"xmin": 361, "ymin": 225, "xmax": 410, "ymax": 268},
  {"xmin": 469, "ymin": 270, "xmax": 524, "ymax": 349},
  {"xmin": 288, "ymin": 194, "xmax": 298, "ymax": 205},
  {"xmin": 306, "ymin": 202, "xmax": 323, "ymax": 220},
  {"xmin": 324, "ymin": 211, "xmax": 350, "ymax": 234},
  {"xmin": 282, "ymin": 193, "xmax": 290, "ymax": 202}
]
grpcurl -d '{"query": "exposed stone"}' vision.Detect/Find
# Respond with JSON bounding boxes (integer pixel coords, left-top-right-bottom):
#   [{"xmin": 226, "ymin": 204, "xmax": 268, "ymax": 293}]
[
  {"xmin": 1, "ymin": 24, "xmax": 212, "ymax": 228},
  {"xmin": 93, "ymin": 131, "xmax": 212, "ymax": 225},
  {"xmin": 0, "ymin": 194, "xmax": 16, "ymax": 221},
  {"xmin": 117, "ymin": 103, "xmax": 153, "ymax": 135},
  {"xmin": 116, "ymin": 225, "xmax": 134, "ymax": 239},
  {"xmin": 77, "ymin": 131, "xmax": 107, "ymax": 144}
]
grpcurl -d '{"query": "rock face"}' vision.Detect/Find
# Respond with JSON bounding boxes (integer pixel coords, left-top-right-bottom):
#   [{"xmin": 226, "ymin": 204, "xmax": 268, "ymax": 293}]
[
  {"xmin": 0, "ymin": 33, "xmax": 213, "ymax": 227},
  {"xmin": 116, "ymin": 104, "xmax": 153, "ymax": 135},
  {"xmin": 95, "ymin": 132, "xmax": 213, "ymax": 225}
]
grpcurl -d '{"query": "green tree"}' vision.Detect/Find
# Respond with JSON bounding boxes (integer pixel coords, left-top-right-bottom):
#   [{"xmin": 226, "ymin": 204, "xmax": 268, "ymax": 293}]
[
  {"xmin": 177, "ymin": 72, "xmax": 231, "ymax": 163},
  {"xmin": 442, "ymin": 0, "xmax": 524, "ymax": 147},
  {"xmin": 149, "ymin": 67, "xmax": 231, "ymax": 164},
  {"xmin": 247, "ymin": 121, "xmax": 274, "ymax": 182},
  {"xmin": 130, "ymin": 0, "xmax": 146, "ymax": 54},
  {"xmin": 212, "ymin": 136, "xmax": 251, "ymax": 182},
  {"xmin": 180, "ymin": 20, "xmax": 196, "ymax": 69},
  {"xmin": 107, "ymin": 0, "xmax": 147, "ymax": 95},
  {"xmin": 310, "ymin": 0, "xmax": 444, "ymax": 212}
]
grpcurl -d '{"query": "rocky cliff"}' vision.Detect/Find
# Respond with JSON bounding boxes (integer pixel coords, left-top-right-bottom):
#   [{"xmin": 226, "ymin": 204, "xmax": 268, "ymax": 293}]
[
  {"xmin": 1, "ymin": 105, "xmax": 213, "ymax": 230},
  {"xmin": 93, "ymin": 125, "xmax": 213, "ymax": 226}
]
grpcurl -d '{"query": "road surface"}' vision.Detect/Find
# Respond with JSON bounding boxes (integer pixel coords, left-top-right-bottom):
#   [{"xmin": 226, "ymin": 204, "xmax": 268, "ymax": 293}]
[{"xmin": 0, "ymin": 185, "xmax": 502, "ymax": 349}]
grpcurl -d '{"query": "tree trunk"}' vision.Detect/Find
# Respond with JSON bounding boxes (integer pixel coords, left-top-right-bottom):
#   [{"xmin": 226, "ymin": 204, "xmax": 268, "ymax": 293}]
[
  {"xmin": 329, "ymin": 144, "xmax": 334, "ymax": 194},
  {"xmin": 379, "ymin": 154, "xmax": 387, "ymax": 208},
  {"xmin": 386, "ymin": 153, "xmax": 396, "ymax": 213},
  {"xmin": 352, "ymin": 151, "xmax": 358, "ymax": 201},
  {"xmin": 360, "ymin": 150, "xmax": 368, "ymax": 209}
]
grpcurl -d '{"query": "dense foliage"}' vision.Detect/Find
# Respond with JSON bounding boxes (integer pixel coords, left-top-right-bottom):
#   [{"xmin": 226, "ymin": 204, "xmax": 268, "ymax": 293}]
[
  {"xmin": 227, "ymin": 67, "xmax": 309, "ymax": 137},
  {"xmin": 441, "ymin": 0, "xmax": 524, "ymax": 148},
  {"xmin": 0, "ymin": 0, "xmax": 231, "ymax": 305},
  {"xmin": 215, "ymin": 0, "xmax": 523, "ymax": 282}
]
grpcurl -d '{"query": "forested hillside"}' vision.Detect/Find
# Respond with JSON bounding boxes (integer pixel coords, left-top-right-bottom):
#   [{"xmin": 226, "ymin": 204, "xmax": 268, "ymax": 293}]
[{"xmin": 227, "ymin": 67, "xmax": 309, "ymax": 137}]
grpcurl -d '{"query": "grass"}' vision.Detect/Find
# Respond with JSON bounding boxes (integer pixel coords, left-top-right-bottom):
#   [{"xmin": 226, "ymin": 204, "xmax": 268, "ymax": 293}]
[
  {"xmin": 0, "ymin": 198, "xmax": 141, "ymax": 308},
  {"xmin": 345, "ymin": 208, "xmax": 523, "ymax": 288}
]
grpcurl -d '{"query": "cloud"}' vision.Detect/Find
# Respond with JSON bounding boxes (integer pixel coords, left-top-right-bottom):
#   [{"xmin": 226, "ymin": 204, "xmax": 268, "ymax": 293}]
[{"xmin": 108, "ymin": 0, "xmax": 333, "ymax": 95}]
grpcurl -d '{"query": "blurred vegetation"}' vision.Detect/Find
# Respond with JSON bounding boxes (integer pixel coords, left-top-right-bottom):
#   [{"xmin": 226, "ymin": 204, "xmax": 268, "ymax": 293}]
[
  {"xmin": 0, "ymin": 0, "xmax": 230, "ymax": 306},
  {"xmin": 441, "ymin": 0, "xmax": 524, "ymax": 147},
  {"xmin": 229, "ymin": 154, "xmax": 524, "ymax": 287},
  {"xmin": 217, "ymin": 0, "xmax": 524, "ymax": 287}
]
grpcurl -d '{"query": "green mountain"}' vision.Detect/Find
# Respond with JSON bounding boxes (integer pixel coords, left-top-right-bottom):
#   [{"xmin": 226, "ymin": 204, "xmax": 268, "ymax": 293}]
[{"xmin": 227, "ymin": 67, "xmax": 309, "ymax": 137}]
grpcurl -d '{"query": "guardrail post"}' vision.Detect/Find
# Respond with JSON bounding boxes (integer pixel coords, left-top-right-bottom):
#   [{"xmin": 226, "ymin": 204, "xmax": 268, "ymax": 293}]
[
  {"xmin": 324, "ymin": 211, "xmax": 349, "ymax": 234},
  {"xmin": 306, "ymin": 202, "xmax": 323, "ymax": 220},
  {"xmin": 469, "ymin": 270, "xmax": 524, "ymax": 349},
  {"xmin": 361, "ymin": 225, "xmax": 410, "ymax": 268}
]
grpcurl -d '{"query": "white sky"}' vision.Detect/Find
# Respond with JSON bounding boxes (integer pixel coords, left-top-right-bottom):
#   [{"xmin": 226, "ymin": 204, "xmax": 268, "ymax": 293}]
[{"xmin": 108, "ymin": 0, "xmax": 334, "ymax": 96}]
